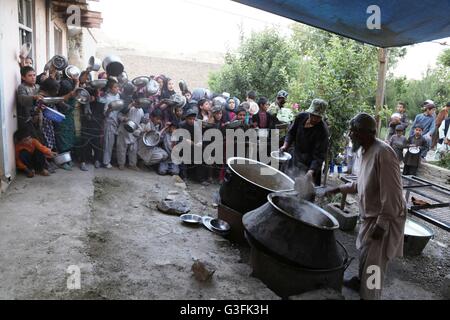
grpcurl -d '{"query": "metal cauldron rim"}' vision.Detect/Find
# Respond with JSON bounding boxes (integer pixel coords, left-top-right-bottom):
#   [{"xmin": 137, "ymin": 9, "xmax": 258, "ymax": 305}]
[
  {"xmin": 226, "ymin": 157, "xmax": 295, "ymax": 193},
  {"xmin": 267, "ymin": 192, "xmax": 340, "ymax": 231}
]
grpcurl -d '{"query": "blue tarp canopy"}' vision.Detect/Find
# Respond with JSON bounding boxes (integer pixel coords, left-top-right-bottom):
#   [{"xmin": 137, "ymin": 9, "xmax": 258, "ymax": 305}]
[{"xmin": 233, "ymin": 0, "xmax": 450, "ymax": 47}]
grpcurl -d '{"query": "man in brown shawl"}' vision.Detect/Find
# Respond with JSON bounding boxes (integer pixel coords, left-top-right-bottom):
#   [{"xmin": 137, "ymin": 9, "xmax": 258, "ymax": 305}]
[{"xmin": 326, "ymin": 113, "xmax": 406, "ymax": 300}]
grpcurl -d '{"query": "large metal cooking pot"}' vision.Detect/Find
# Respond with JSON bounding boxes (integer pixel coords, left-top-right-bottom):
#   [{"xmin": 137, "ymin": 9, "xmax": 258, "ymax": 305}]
[
  {"xmin": 243, "ymin": 192, "xmax": 343, "ymax": 270},
  {"xmin": 102, "ymin": 55, "xmax": 124, "ymax": 76},
  {"xmin": 219, "ymin": 157, "xmax": 294, "ymax": 213},
  {"xmin": 87, "ymin": 56, "xmax": 101, "ymax": 72},
  {"xmin": 246, "ymin": 230, "xmax": 351, "ymax": 298}
]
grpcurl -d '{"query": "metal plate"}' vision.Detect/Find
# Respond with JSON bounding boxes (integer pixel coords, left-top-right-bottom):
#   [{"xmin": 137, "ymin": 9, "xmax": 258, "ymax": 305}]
[
  {"xmin": 409, "ymin": 147, "xmax": 420, "ymax": 154},
  {"xmin": 202, "ymin": 216, "xmax": 229, "ymax": 235},
  {"xmin": 271, "ymin": 151, "xmax": 292, "ymax": 162},
  {"xmin": 210, "ymin": 218, "xmax": 231, "ymax": 233},
  {"xmin": 180, "ymin": 214, "xmax": 203, "ymax": 225},
  {"xmin": 42, "ymin": 97, "xmax": 65, "ymax": 104}
]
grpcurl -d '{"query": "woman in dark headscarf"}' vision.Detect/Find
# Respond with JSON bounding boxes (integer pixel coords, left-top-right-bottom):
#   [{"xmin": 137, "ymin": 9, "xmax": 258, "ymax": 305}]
[
  {"xmin": 224, "ymin": 97, "xmax": 240, "ymax": 122},
  {"xmin": 54, "ymin": 79, "xmax": 77, "ymax": 170},
  {"xmin": 160, "ymin": 77, "xmax": 176, "ymax": 100}
]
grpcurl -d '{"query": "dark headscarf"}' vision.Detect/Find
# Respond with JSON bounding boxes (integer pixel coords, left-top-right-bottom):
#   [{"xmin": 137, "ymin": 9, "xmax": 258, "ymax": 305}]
[{"xmin": 160, "ymin": 77, "xmax": 176, "ymax": 100}]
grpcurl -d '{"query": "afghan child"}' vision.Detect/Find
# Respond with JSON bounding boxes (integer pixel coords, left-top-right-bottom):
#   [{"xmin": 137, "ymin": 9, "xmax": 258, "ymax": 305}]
[
  {"xmin": 178, "ymin": 109, "xmax": 203, "ymax": 181},
  {"xmin": 403, "ymin": 125, "xmax": 428, "ymax": 176},
  {"xmin": 117, "ymin": 100, "xmax": 145, "ymax": 171},
  {"xmin": 99, "ymin": 79, "xmax": 121, "ymax": 168},
  {"xmin": 17, "ymin": 66, "xmax": 43, "ymax": 139},
  {"xmin": 167, "ymin": 105, "xmax": 183, "ymax": 128},
  {"xmin": 204, "ymin": 105, "xmax": 226, "ymax": 182},
  {"xmin": 77, "ymin": 86, "xmax": 104, "ymax": 171},
  {"xmin": 158, "ymin": 123, "xmax": 180, "ymax": 176},
  {"xmin": 197, "ymin": 99, "xmax": 211, "ymax": 122},
  {"xmin": 252, "ymin": 97, "xmax": 276, "ymax": 130},
  {"xmin": 389, "ymin": 125, "xmax": 408, "ymax": 162},
  {"xmin": 137, "ymin": 108, "xmax": 169, "ymax": 168},
  {"xmin": 224, "ymin": 97, "xmax": 239, "ymax": 122},
  {"xmin": 15, "ymin": 129, "xmax": 56, "ymax": 178}
]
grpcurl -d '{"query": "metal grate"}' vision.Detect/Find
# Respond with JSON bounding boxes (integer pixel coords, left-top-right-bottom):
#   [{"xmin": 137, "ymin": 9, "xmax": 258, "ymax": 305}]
[
  {"xmin": 403, "ymin": 176, "xmax": 450, "ymax": 231},
  {"xmin": 341, "ymin": 175, "xmax": 450, "ymax": 232}
]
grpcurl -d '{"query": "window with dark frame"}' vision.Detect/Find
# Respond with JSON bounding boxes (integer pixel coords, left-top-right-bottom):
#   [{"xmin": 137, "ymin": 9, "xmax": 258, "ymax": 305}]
[
  {"xmin": 54, "ymin": 25, "xmax": 63, "ymax": 56},
  {"xmin": 18, "ymin": 0, "xmax": 34, "ymax": 61}
]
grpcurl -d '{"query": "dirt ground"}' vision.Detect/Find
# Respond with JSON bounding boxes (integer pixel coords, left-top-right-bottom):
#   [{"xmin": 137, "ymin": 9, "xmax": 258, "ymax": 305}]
[
  {"xmin": 0, "ymin": 167, "xmax": 282, "ymax": 300},
  {"xmin": 0, "ymin": 165, "xmax": 448, "ymax": 300}
]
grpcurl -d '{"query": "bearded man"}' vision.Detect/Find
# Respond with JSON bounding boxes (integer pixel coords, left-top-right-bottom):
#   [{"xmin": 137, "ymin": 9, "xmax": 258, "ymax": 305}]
[{"xmin": 326, "ymin": 113, "xmax": 406, "ymax": 300}]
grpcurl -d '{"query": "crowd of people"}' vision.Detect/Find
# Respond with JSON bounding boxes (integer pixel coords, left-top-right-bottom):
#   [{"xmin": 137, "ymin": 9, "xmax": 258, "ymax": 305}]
[
  {"xmin": 386, "ymin": 100, "xmax": 450, "ymax": 176},
  {"xmin": 14, "ymin": 55, "xmax": 301, "ymax": 183}
]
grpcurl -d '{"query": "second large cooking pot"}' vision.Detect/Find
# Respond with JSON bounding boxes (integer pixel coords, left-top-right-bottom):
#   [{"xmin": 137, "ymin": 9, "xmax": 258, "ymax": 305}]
[
  {"xmin": 243, "ymin": 192, "xmax": 343, "ymax": 270},
  {"xmin": 219, "ymin": 157, "xmax": 294, "ymax": 213}
]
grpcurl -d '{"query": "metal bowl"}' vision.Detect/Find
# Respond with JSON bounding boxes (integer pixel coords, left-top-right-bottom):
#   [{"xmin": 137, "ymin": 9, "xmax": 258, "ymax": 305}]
[
  {"xmin": 146, "ymin": 79, "xmax": 159, "ymax": 96},
  {"xmin": 124, "ymin": 120, "xmax": 139, "ymax": 133},
  {"xmin": 225, "ymin": 120, "xmax": 243, "ymax": 129},
  {"xmin": 409, "ymin": 147, "xmax": 420, "ymax": 155},
  {"xmin": 54, "ymin": 152, "xmax": 72, "ymax": 165},
  {"xmin": 132, "ymin": 76, "xmax": 151, "ymax": 88},
  {"xmin": 210, "ymin": 218, "xmax": 231, "ymax": 233},
  {"xmin": 109, "ymin": 100, "xmax": 125, "ymax": 111},
  {"xmin": 88, "ymin": 56, "xmax": 102, "ymax": 72},
  {"xmin": 42, "ymin": 97, "xmax": 65, "ymax": 104},
  {"xmin": 143, "ymin": 131, "xmax": 161, "ymax": 147},
  {"xmin": 102, "ymin": 55, "xmax": 124, "ymax": 77},
  {"xmin": 89, "ymin": 79, "xmax": 107, "ymax": 89},
  {"xmin": 65, "ymin": 65, "xmax": 81, "ymax": 79},
  {"xmin": 74, "ymin": 88, "xmax": 90, "ymax": 105},
  {"xmin": 180, "ymin": 214, "xmax": 203, "ymax": 225},
  {"xmin": 136, "ymin": 98, "xmax": 153, "ymax": 106}
]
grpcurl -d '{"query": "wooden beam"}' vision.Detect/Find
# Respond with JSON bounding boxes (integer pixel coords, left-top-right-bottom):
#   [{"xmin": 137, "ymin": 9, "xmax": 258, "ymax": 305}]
[{"xmin": 375, "ymin": 48, "xmax": 389, "ymax": 137}]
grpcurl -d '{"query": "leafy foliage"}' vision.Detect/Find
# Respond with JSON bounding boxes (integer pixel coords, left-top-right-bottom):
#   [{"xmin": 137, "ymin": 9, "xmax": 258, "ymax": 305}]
[
  {"xmin": 208, "ymin": 28, "xmax": 300, "ymax": 100},
  {"xmin": 438, "ymin": 49, "xmax": 450, "ymax": 68},
  {"xmin": 386, "ymin": 65, "xmax": 450, "ymax": 120}
]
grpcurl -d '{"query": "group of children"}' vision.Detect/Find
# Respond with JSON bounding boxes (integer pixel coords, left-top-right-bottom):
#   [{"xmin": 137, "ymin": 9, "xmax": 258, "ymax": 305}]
[
  {"xmin": 387, "ymin": 101, "xmax": 437, "ymax": 176},
  {"xmin": 15, "ymin": 56, "xmax": 290, "ymax": 183}
]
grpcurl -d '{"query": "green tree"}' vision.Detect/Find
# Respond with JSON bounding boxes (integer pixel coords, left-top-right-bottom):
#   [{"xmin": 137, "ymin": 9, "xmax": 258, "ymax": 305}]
[
  {"xmin": 438, "ymin": 48, "xmax": 450, "ymax": 67},
  {"xmin": 289, "ymin": 26, "xmax": 380, "ymax": 156},
  {"xmin": 208, "ymin": 28, "xmax": 300, "ymax": 100},
  {"xmin": 386, "ymin": 55, "xmax": 450, "ymax": 121}
]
